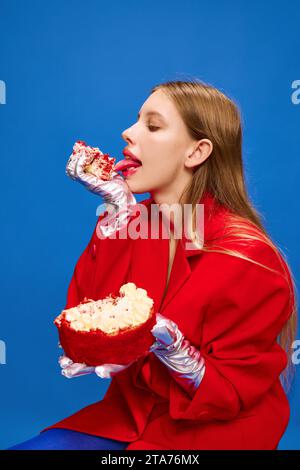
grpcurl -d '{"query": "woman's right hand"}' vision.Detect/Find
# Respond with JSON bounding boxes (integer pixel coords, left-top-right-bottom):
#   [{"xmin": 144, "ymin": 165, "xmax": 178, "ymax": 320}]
[
  {"xmin": 66, "ymin": 147, "xmax": 137, "ymax": 236},
  {"xmin": 66, "ymin": 145, "xmax": 125, "ymax": 198},
  {"xmin": 58, "ymin": 353, "xmax": 135, "ymax": 379}
]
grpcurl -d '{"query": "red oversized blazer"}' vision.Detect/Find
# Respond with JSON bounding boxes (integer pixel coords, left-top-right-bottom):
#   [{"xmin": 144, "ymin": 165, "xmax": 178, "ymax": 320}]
[{"xmin": 41, "ymin": 191, "xmax": 293, "ymax": 450}]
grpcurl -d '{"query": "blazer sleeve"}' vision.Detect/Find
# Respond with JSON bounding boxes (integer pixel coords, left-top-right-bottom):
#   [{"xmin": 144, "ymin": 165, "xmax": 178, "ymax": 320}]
[{"xmin": 169, "ymin": 242, "xmax": 294, "ymax": 422}]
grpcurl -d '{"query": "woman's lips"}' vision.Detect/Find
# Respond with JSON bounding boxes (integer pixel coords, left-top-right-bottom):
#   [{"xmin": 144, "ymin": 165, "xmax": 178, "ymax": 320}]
[
  {"xmin": 122, "ymin": 166, "xmax": 140, "ymax": 177},
  {"xmin": 114, "ymin": 158, "xmax": 142, "ymax": 173}
]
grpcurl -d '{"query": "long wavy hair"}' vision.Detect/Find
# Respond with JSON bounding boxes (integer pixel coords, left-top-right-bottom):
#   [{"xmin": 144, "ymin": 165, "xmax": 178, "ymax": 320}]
[{"xmin": 150, "ymin": 78, "xmax": 298, "ymax": 395}]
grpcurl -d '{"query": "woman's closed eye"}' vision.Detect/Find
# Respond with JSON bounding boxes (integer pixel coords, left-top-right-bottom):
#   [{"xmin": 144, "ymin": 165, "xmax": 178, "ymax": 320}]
[{"xmin": 147, "ymin": 124, "xmax": 160, "ymax": 132}]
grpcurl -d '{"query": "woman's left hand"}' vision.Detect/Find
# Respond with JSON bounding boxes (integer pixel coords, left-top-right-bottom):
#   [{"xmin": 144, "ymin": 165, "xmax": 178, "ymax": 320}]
[
  {"xmin": 149, "ymin": 313, "xmax": 206, "ymax": 397},
  {"xmin": 149, "ymin": 313, "xmax": 179, "ymax": 348}
]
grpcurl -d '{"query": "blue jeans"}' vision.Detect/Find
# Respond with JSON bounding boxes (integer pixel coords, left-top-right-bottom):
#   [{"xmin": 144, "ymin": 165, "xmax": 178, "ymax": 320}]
[{"xmin": 7, "ymin": 428, "xmax": 129, "ymax": 450}]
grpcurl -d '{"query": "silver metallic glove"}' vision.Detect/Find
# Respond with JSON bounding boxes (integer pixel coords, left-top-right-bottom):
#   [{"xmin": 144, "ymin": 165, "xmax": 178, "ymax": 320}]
[
  {"xmin": 149, "ymin": 313, "xmax": 206, "ymax": 398},
  {"xmin": 58, "ymin": 351, "xmax": 134, "ymax": 379},
  {"xmin": 66, "ymin": 146, "xmax": 137, "ymax": 237},
  {"xmin": 57, "ymin": 342, "xmax": 134, "ymax": 379}
]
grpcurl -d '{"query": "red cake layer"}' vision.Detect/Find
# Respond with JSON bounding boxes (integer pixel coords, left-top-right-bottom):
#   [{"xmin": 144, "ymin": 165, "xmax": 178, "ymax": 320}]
[
  {"xmin": 55, "ymin": 305, "xmax": 156, "ymax": 366},
  {"xmin": 54, "ymin": 283, "xmax": 156, "ymax": 366}
]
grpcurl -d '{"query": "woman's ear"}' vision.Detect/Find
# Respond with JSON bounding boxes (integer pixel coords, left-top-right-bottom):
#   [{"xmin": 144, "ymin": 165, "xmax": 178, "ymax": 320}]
[{"xmin": 185, "ymin": 139, "xmax": 213, "ymax": 170}]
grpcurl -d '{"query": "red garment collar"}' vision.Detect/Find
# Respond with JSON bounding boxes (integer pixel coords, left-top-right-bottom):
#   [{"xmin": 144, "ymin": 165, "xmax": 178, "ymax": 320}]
[{"xmin": 139, "ymin": 191, "xmax": 225, "ymax": 257}]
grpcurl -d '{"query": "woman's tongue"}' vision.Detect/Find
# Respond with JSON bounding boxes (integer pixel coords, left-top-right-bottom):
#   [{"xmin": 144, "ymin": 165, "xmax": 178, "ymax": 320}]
[{"xmin": 114, "ymin": 158, "xmax": 142, "ymax": 173}]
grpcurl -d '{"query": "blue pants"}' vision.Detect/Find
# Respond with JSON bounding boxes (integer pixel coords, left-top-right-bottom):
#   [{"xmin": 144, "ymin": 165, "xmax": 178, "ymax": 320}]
[{"xmin": 7, "ymin": 428, "xmax": 129, "ymax": 450}]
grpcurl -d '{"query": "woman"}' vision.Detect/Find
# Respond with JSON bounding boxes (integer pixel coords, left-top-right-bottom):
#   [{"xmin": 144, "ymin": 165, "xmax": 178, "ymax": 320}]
[{"xmin": 8, "ymin": 79, "xmax": 297, "ymax": 450}]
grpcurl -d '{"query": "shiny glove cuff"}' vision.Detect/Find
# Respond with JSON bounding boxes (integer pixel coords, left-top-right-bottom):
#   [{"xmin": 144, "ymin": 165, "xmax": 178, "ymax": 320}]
[{"xmin": 96, "ymin": 172, "xmax": 137, "ymax": 237}]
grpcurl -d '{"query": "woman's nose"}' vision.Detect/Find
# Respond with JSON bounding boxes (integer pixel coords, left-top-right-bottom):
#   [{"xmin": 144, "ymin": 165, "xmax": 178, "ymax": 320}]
[{"xmin": 122, "ymin": 127, "xmax": 133, "ymax": 143}]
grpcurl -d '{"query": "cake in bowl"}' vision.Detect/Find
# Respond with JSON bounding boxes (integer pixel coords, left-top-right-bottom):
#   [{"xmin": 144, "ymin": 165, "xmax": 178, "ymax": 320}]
[{"xmin": 54, "ymin": 283, "xmax": 156, "ymax": 366}]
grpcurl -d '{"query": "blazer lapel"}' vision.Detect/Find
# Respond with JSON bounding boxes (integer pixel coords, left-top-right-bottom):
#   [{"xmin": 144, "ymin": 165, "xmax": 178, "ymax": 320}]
[
  {"xmin": 154, "ymin": 190, "xmax": 222, "ymax": 313},
  {"xmin": 128, "ymin": 196, "xmax": 196, "ymax": 314},
  {"xmin": 159, "ymin": 237, "xmax": 192, "ymax": 313},
  {"xmin": 126, "ymin": 198, "xmax": 170, "ymax": 314}
]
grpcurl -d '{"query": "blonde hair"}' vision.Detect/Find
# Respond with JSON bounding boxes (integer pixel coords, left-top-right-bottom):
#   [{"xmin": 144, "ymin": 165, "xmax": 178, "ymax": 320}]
[{"xmin": 150, "ymin": 78, "xmax": 298, "ymax": 395}]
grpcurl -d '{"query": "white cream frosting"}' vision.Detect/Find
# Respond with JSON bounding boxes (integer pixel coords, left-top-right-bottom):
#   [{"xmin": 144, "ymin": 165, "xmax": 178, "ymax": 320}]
[{"xmin": 57, "ymin": 283, "xmax": 154, "ymax": 334}]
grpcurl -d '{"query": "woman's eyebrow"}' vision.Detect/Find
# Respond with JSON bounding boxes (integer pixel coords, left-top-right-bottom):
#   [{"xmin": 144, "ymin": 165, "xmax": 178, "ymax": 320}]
[{"xmin": 137, "ymin": 110, "xmax": 166, "ymax": 121}]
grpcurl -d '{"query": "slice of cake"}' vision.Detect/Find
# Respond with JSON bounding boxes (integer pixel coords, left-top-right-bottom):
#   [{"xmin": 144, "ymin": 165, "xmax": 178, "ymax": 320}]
[
  {"xmin": 54, "ymin": 283, "xmax": 156, "ymax": 366},
  {"xmin": 72, "ymin": 140, "xmax": 116, "ymax": 181}
]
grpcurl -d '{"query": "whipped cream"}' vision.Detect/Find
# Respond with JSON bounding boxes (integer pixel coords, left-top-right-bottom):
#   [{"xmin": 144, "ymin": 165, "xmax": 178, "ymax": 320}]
[{"xmin": 56, "ymin": 282, "xmax": 154, "ymax": 335}]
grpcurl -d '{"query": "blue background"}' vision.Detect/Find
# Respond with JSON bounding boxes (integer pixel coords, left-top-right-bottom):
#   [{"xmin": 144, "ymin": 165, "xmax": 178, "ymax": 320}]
[{"xmin": 0, "ymin": 0, "xmax": 299, "ymax": 450}]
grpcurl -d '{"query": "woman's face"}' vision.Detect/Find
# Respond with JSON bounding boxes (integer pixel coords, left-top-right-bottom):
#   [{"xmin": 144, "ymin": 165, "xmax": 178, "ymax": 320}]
[{"xmin": 121, "ymin": 89, "xmax": 209, "ymax": 202}]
